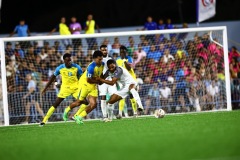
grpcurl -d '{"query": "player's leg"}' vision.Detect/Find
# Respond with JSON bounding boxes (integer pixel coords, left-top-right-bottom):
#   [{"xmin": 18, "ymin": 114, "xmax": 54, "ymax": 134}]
[
  {"xmin": 98, "ymin": 83, "xmax": 108, "ymax": 120},
  {"xmin": 129, "ymin": 84, "xmax": 144, "ymax": 112},
  {"xmin": 107, "ymin": 94, "xmax": 122, "ymax": 121},
  {"xmin": 63, "ymin": 87, "xmax": 88, "ymax": 121},
  {"xmin": 40, "ymin": 97, "xmax": 64, "ymax": 126},
  {"xmin": 117, "ymin": 98, "xmax": 125, "ymax": 119},
  {"xmin": 129, "ymin": 93, "xmax": 138, "ymax": 117},
  {"xmin": 75, "ymin": 95, "xmax": 98, "ymax": 124},
  {"xmin": 74, "ymin": 89, "xmax": 98, "ymax": 124}
]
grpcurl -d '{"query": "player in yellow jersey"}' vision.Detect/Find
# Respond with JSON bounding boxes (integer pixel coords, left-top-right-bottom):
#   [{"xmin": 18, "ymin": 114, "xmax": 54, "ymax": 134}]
[
  {"xmin": 115, "ymin": 45, "xmax": 140, "ymax": 118},
  {"xmin": 63, "ymin": 50, "xmax": 104, "ymax": 124},
  {"xmin": 39, "ymin": 53, "xmax": 84, "ymax": 126}
]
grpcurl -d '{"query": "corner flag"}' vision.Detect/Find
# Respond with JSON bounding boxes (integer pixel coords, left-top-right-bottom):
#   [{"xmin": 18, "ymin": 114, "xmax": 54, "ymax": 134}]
[{"xmin": 197, "ymin": 0, "xmax": 216, "ymax": 23}]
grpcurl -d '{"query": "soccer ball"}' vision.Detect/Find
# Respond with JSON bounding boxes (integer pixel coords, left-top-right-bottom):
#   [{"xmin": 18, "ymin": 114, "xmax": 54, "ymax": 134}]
[{"xmin": 154, "ymin": 109, "xmax": 165, "ymax": 118}]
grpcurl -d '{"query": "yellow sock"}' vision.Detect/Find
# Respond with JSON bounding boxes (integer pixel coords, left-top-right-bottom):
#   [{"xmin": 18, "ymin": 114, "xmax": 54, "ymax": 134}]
[
  {"xmin": 79, "ymin": 110, "xmax": 87, "ymax": 118},
  {"xmin": 130, "ymin": 98, "xmax": 137, "ymax": 114},
  {"xmin": 42, "ymin": 106, "xmax": 55, "ymax": 123},
  {"xmin": 75, "ymin": 104, "xmax": 88, "ymax": 116},
  {"xmin": 65, "ymin": 106, "xmax": 71, "ymax": 113},
  {"xmin": 119, "ymin": 99, "xmax": 125, "ymax": 116}
]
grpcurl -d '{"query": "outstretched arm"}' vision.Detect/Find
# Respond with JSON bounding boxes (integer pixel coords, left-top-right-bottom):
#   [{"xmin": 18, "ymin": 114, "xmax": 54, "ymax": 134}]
[
  {"xmin": 98, "ymin": 77, "xmax": 118, "ymax": 86},
  {"xmin": 42, "ymin": 75, "xmax": 56, "ymax": 95}
]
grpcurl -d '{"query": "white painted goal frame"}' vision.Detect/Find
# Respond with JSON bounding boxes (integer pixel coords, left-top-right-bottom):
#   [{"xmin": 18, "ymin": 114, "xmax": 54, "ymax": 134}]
[{"xmin": 0, "ymin": 26, "xmax": 231, "ymax": 126}]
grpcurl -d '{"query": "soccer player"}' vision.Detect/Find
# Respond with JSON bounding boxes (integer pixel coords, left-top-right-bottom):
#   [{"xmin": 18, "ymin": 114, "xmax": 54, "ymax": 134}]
[
  {"xmin": 116, "ymin": 45, "xmax": 139, "ymax": 118},
  {"xmin": 96, "ymin": 59, "xmax": 144, "ymax": 120},
  {"xmin": 40, "ymin": 53, "xmax": 84, "ymax": 126},
  {"xmin": 63, "ymin": 50, "xmax": 104, "ymax": 124},
  {"xmin": 98, "ymin": 45, "xmax": 117, "ymax": 122}
]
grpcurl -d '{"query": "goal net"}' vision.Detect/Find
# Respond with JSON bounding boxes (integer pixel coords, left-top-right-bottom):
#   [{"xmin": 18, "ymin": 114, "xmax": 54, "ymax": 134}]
[{"xmin": 0, "ymin": 26, "xmax": 231, "ymax": 126}]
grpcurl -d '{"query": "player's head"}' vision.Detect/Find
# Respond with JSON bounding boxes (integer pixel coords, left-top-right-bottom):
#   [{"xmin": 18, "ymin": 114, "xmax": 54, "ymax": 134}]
[
  {"xmin": 63, "ymin": 53, "xmax": 72, "ymax": 68},
  {"xmin": 100, "ymin": 44, "xmax": 108, "ymax": 57},
  {"xmin": 93, "ymin": 50, "xmax": 103, "ymax": 66},
  {"xmin": 107, "ymin": 59, "xmax": 117, "ymax": 73},
  {"xmin": 120, "ymin": 45, "xmax": 127, "ymax": 58}
]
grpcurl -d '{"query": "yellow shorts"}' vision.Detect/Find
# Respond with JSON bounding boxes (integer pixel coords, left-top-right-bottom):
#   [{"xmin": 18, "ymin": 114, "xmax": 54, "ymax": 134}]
[
  {"xmin": 57, "ymin": 85, "xmax": 80, "ymax": 99},
  {"xmin": 78, "ymin": 86, "xmax": 98, "ymax": 100}
]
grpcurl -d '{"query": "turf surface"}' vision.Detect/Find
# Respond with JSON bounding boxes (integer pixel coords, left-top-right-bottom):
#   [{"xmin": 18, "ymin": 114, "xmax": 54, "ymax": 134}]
[{"xmin": 0, "ymin": 110, "xmax": 240, "ymax": 160}]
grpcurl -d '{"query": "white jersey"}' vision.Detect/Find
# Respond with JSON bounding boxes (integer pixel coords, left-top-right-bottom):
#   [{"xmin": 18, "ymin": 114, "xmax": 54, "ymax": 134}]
[
  {"xmin": 104, "ymin": 66, "xmax": 137, "ymax": 87},
  {"xmin": 102, "ymin": 56, "xmax": 112, "ymax": 74}
]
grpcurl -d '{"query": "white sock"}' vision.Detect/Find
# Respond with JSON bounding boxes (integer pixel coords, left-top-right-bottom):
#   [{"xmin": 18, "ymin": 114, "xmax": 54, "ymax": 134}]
[
  {"xmin": 107, "ymin": 103, "xmax": 114, "ymax": 120},
  {"xmin": 123, "ymin": 104, "xmax": 129, "ymax": 117},
  {"xmin": 101, "ymin": 100, "xmax": 107, "ymax": 118},
  {"xmin": 130, "ymin": 88, "xmax": 143, "ymax": 109},
  {"xmin": 118, "ymin": 110, "xmax": 122, "ymax": 116}
]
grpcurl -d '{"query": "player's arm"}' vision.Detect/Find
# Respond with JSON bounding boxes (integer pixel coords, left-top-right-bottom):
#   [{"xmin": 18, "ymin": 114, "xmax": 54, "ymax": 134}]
[
  {"xmin": 98, "ymin": 77, "xmax": 118, "ymax": 86},
  {"xmin": 42, "ymin": 75, "xmax": 56, "ymax": 95},
  {"xmin": 42, "ymin": 65, "xmax": 60, "ymax": 95},
  {"xmin": 97, "ymin": 67, "xmax": 122, "ymax": 86}
]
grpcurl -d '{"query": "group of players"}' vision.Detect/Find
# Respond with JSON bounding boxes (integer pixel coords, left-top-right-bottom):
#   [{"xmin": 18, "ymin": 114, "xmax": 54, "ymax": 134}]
[{"xmin": 39, "ymin": 44, "xmax": 144, "ymax": 126}]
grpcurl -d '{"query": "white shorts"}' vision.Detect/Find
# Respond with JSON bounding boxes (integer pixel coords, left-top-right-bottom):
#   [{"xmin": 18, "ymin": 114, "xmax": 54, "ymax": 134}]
[
  {"xmin": 98, "ymin": 83, "xmax": 117, "ymax": 96},
  {"xmin": 115, "ymin": 83, "xmax": 136, "ymax": 98}
]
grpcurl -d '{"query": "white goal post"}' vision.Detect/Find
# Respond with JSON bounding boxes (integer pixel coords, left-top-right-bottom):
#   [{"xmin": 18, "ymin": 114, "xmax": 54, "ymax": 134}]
[{"xmin": 0, "ymin": 26, "xmax": 231, "ymax": 126}]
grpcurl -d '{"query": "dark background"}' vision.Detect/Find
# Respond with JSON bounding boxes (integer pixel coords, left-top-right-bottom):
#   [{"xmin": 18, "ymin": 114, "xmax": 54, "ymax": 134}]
[{"xmin": 0, "ymin": 0, "xmax": 239, "ymax": 34}]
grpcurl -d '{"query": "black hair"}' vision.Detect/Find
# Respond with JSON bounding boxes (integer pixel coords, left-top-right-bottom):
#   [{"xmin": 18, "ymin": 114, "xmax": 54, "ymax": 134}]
[
  {"xmin": 92, "ymin": 50, "xmax": 103, "ymax": 58},
  {"xmin": 107, "ymin": 59, "xmax": 116, "ymax": 66},
  {"xmin": 100, "ymin": 44, "xmax": 107, "ymax": 49},
  {"xmin": 120, "ymin": 45, "xmax": 127, "ymax": 51},
  {"xmin": 63, "ymin": 53, "xmax": 71, "ymax": 60}
]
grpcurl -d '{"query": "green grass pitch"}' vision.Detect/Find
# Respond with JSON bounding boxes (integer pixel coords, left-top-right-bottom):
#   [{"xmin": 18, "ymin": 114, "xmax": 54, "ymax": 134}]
[{"xmin": 0, "ymin": 110, "xmax": 240, "ymax": 160}]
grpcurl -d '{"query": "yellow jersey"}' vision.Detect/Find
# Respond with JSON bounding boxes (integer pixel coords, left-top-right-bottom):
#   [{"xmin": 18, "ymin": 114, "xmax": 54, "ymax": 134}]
[
  {"xmin": 54, "ymin": 63, "xmax": 82, "ymax": 87},
  {"xmin": 79, "ymin": 61, "xmax": 104, "ymax": 89}
]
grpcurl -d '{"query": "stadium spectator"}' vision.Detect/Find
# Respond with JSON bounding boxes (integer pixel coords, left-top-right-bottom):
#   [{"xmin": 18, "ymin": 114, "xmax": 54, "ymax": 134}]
[
  {"xmin": 9, "ymin": 19, "xmax": 31, "ymax": 49},
  {"xmin": 159, "ymin": 81, "xmax": 172, "ymax": 112},
  {"xmin": 5, "ymin": 42, "xmax": 15, "ymax": 62},
  {"xmin": 228, "ymin": 46, "xmax": 240, "ymax": 63},
  {"xmin": 132, "ymin": 44, "xmax": 146, "ymax": 68},
  {"xmin": 39, "ymin": 48, "xmax": 48, "ymax": 60},
  {"xmin": 69, "ymin": 16, "xmax": 82, "ymax": 50},
  {"xmin": 147, "ymin": 44, "xmax": 162, "ymax": 63},
  {"xmin": 33, "ymin": 41, "xmax": 42, "ymax": 55},
  {"xmin": 144, "ymin": 82, "xmax": 160, "ymax": 115},
  {"xmin": 165, "ymin": 18, "xmax": 175, "ymax": 39},
  {"xmin": 111, "ymin": 37, "xmax": 121, "ymax": 54},
  {"xmin": 22, "ymin": 73, "xmax": 44, "ymax": 124},
  {"xmin": 84, "ymin": 14, "xmax": 100, "ymax": 50},
  {"xmin": 138, "ymin": 16, "xmax": 157, "ymax": 43},
  {"xmin": 48, "ymin": 17, "xmax": 71, "ymax": 47},
  {"xmin": 14, "ymin": 42, "xmax": 25, "ymax": 59}
]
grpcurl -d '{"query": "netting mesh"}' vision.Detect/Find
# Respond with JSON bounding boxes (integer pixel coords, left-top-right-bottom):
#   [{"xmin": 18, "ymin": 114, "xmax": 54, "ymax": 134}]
[{"xmin": 2, "ymin": 29, "xmax": 228, "ymax": 125}]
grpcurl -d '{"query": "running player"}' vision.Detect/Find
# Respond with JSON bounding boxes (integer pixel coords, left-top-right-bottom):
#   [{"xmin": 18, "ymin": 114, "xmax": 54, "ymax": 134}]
[
  {"xmin": 98, "ymin": 45, "xmax": 117, "ymax": 122},
  {"xmin": 40, "ymin": 53, "xmax": 84, "ymax": 126},
  {"xmin": 96, "ymin": 59, "xmax": 144, "ymax": 120},
  {"xmin": 116, "ymin": 45, "xmax": 139, "ymax": 118},
  {"xmin": 63, "ymin": 50, "xmax": 104, "ymax": 124}
]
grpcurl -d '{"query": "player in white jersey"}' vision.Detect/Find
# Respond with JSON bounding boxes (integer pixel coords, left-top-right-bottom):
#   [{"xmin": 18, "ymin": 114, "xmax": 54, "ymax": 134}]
[
  {"xmin": 98, "ymin": 45, "xmax": 117, "ymax": 121},
  {"xmin": 96, "ymin": 59, "xmax": 144, "ymax": 120}
]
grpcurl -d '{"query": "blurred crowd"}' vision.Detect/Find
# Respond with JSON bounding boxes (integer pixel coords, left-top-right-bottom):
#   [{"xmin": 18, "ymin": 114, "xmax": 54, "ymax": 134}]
[{"xmin": 2, "ymin": 15, "xmax": 240, "ymax": 124}]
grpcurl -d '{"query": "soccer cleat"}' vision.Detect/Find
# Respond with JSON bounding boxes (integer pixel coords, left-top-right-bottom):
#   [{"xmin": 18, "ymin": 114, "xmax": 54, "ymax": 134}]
[
  {"xmin": 75, "ymin": 115, "xmax": 84, "ymax": 125},
  {"xmin": 133, "ymin": 114, "xmax": 138, "ymax": 118},
  {"xmin": 39, "ymin": 122, "xmax": 45, "ymax": 127},
  {"xmin": 62, "ymin": 110, "xmax": 68, "ymax": 122},
  {"xmin": 103, "ymin": 118, "xmax": 112, "ymax": 122}
]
